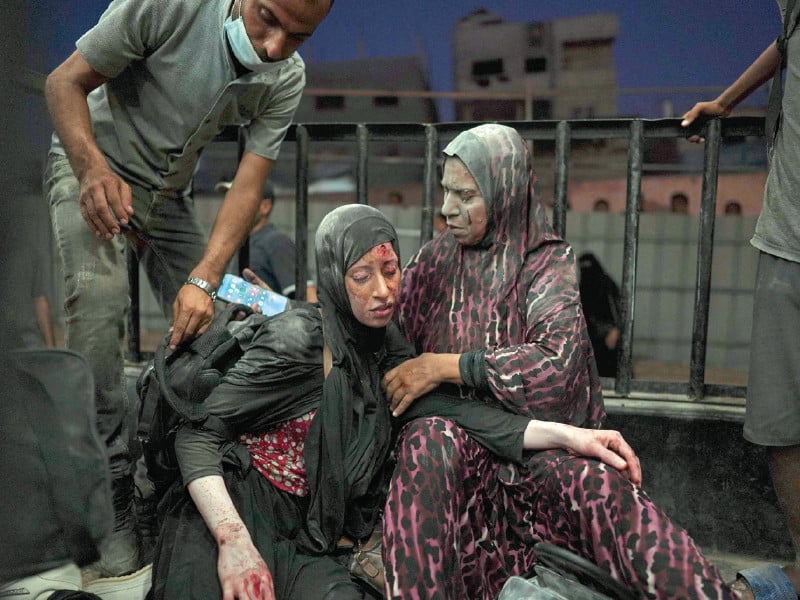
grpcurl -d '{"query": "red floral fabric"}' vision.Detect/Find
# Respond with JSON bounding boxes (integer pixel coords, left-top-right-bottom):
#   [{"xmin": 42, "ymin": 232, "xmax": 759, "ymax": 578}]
[{"xmin": 239, "ymin": 410, "xmax": 317, "ymax": 496}]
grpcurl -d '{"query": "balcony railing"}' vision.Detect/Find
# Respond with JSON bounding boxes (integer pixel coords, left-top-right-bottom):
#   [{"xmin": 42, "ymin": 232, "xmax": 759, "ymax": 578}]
[{"xmin": 126, "ymin": 116, "xmax": 765, "ymax": 421}]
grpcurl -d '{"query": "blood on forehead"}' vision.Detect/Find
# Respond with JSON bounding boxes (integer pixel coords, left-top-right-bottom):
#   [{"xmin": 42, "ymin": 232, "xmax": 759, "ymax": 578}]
[{"xmin": 374, "ymin": 242, "xmax": 392, "ymax": 257}]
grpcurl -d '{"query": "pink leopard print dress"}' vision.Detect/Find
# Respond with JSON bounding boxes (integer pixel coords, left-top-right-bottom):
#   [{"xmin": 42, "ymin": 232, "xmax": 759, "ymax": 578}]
[{"xmin": 384, "ymin": 124, "xmax": 734, "ymax": 600}]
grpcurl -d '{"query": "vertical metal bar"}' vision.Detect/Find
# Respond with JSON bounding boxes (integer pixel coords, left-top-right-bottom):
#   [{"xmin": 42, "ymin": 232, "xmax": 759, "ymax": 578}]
[
  {"xmin": 689, "ymin": 118, "xmax": 722, "ymax": 400},
  {"xmin": 552, "ymin": 121, "xmax": 570, "ymax": 238},
  {"xmin": 236, "ymin": 126, "xmax": 250, "ymax": 271},
  {"xmin": 126, "ymin": 249, "xmax": 141, "ymax": 363},
  {"xmin": 356, "ymin": 124, "xmax": 369, "ymax": 205},
  {"xmin": 615, "ymin": 119, "xmax": 644, "ymax": 395},
  {"xmin": 420, "ymin": 124, "xmax": 439, "ymax": 246},
  {"xmin": 294, "ymin": 125, "xmax": 310, "ymax": 300}
]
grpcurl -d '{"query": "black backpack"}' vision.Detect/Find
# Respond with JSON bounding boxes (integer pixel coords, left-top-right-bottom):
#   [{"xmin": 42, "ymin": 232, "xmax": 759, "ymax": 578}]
[{"xmin": 136, "ymin": 303, "xmax": 257, "ymax": 499}]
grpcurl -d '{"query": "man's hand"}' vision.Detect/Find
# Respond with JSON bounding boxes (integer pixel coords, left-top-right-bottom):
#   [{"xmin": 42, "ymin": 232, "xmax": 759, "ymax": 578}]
[
  {"xmin": 680, "ymin": 100, "xmax": 729, "ymax": 143},
  {"xmin": 242, "ymin": 267, "xmax": 272, "ymax": 292},
  {"xmin": 44, "ymin": 50, "xmax": 133, "ymax": 238},
  {"xmin": 169, "ymin": 283, "xmax": 215, "ymax": 348},
  {"xmin": 382, "ymin": 354, "xmax": 442, "ymax": 416},
  {"xmin": 78, "ymin": 163, "xmax": 134, "ymax": 239},
  {"xmin": 564, "ymin": 427, "xmax": 642, "ymax": 486},
  {"xmin": 216, "ymin": 523, "xmax": 276, "ymax": 600},
  {"xmin": 604, "ymin": 326, "xmax": 620, "ymax": 350}
]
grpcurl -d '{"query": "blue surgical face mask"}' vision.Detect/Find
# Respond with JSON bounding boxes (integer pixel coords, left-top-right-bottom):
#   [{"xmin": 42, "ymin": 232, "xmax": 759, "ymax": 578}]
[{"xmin": 224, "ymin": 0, "xmax": 285, "ymax": 74}]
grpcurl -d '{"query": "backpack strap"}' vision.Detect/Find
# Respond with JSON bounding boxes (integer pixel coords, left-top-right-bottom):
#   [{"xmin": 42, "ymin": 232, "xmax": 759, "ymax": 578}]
[
  {"xmin": 766, "ymin": 0, "xmax": 800, "ymax": 152},
  {"xmin": 154, "ymin": 302, "xmax": 250, "ymax": 421},
  {"xmin": 137, "ymin": 363, "xmax": 159, "ymax": 441}
]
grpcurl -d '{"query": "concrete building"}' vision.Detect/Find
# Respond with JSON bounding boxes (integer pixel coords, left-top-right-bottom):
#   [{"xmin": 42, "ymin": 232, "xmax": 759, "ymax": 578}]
[
  {"xmin": 195, "ymin": 55, "xmax": 439, "ymax": 197},
  {"xmin": 452, "ymin": 8, "xmax": 618, "ymax": 121}
]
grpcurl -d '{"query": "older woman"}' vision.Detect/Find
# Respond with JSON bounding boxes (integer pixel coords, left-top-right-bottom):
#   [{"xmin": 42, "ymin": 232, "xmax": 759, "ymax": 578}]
[{"xmin": 382, "ymin": 124, "xmax": 739, "ymax": 600}]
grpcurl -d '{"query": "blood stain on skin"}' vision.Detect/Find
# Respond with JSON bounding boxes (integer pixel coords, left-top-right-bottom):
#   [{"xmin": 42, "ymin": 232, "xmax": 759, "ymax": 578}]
[
  {"xmin": 375, "ymin": 242, "xmax": 391, "ymax": 257},
  {"xmin": 250, "ymin": 574, "xmax": 261, "ymax": 596}
]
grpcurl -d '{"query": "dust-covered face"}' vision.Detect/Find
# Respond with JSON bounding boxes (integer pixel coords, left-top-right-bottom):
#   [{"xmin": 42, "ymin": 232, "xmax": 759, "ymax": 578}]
[
  {"xmin": 344, "ymin": 243, "xmax": 400, "ymax": 328},
  {"xmin": 441, "ymin": 157, "xmax": 488, "ymax": 246}
]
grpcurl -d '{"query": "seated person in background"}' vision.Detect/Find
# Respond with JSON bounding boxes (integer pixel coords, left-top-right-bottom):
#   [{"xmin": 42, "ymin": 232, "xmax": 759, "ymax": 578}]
[
  {"xmin": 382, "ymin": 123, "xmax": 743, "ymax": 600},
  {"xmin": 578, "ymin": 252, "xmax": 623, "ymax": 378},
  {"xmin": 219, "ymin": 179, "xmax": 317, "ymax": 302},
  {"xmin": 151, "ymin": 204, "xmax": 639, "ymax": 600}
]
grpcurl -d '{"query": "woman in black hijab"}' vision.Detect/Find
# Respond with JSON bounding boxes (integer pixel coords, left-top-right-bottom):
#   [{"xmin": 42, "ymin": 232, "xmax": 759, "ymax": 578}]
[{"xmin": 151, "ymin": 204, "xmax": 566, "ymax": 599}]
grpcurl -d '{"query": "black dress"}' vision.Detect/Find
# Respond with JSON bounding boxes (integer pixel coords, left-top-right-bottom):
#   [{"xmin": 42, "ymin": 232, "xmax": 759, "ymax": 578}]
[{"xmin": 151, "ymin": 306, "xmax": 532, "ymax": 599}]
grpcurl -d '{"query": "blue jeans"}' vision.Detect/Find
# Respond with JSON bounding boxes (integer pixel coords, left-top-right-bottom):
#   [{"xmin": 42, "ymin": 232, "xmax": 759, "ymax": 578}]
[{"xmin": 44, "ymin": 153, "xmax": 206, "ymax": 479}]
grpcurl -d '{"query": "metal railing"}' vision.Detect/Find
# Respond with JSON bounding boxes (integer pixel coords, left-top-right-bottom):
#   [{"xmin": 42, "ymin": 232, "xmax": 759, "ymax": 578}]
[{"xmin": 127, "ymin": 116, "xmax": 765, "ymax": 420}]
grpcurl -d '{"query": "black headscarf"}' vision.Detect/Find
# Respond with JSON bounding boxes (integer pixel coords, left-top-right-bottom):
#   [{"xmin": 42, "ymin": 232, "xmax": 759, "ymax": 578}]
[{"xmin": 300, "ymin": 204, "xmax": 400, "ymax": 553}]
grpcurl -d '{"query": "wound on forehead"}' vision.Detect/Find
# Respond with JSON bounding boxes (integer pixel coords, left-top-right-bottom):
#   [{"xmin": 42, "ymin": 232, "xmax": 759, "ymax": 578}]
[{"xmin": 375, "ymin": 242, "xmax": 391, "ymax": 257}]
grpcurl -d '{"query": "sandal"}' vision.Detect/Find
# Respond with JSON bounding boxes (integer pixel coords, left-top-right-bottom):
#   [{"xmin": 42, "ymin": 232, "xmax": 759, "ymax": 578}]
[
  {"xmin": 731, "ymin": 564, "xmax": 798, "ymax": 600},
  {"xmin": 348, "ymin": 527, "xmax": 385, "ymax": 595}
]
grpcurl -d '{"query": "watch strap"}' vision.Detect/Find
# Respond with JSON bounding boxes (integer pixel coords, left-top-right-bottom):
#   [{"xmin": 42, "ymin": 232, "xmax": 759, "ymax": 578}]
[{"xmin": 185, "ymin": 277, "xmax": 217, "ymax": 301}]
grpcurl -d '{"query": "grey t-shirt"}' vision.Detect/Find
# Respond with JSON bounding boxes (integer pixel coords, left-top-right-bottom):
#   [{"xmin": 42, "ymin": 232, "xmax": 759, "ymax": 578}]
[
  {"xmin": 752, "ymin": 0, "xmax": 800, "ymax": 262},
  {"xmin": 50, "ymin": 0, "xmax": 305, "ymax": 196}
]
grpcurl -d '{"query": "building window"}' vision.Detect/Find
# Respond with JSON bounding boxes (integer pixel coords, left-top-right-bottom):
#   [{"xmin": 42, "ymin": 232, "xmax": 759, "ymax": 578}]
[
  {"xmin": 527, "ymin": 23, "xmax": 544, "ymax": 48},
  {"xmin": 472, "ymin": 58, "xmax": 504, "ymax": 78},
  {"xmin": 571, "ymin": 106, "xmax": 597, "ymax": 119},
  {"xmin": 724, "ymin": 200, "xmax": 742, "ymax": 215},
  {"xmin": 373, "ymin": 95, "xmax": 399, "ymax": 107},
  {"xmin": 315, "ymin": 95, "xmax": 345, "ymax": 110},
  {"xmin": 525, "ymin": 57, "xmax": 547, "ymax": 73},
  {"xmin": 532, "ymin": 100, "xmax": 552, "ymax": 120}
]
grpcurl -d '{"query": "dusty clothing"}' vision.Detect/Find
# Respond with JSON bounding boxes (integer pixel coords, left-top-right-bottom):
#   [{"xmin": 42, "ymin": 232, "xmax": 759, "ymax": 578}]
[
  {"xmin": 50, "ymin": 0, "xmax": 305, "ymax": 195},
  {"xmin": 44, "ymin": 0, "xmax": 304, "ymax": 529},
  {"xmin": 153, "ymin": 461, "xmax": 361, "ymax": 600},
  {"xmin": 386, "ymin": 124, "xmax": 733, "ymax": 599},
  {"xmin": 752, "ymin": 0, "xmax": 800, "ymax": 262},
  {"xmin": 745, "ymin": 1, "xmax": 800, "ymax": 447},
  {"xmin": 154, "ymin": 206, "xmax": 531, "ymax": 598},
  {"xmin": 388, "ymin": 420, "xmax": 732, "ymax": 600},
  {"xmin": 154, "ymin": 204, "xmax": 407, "ymax": 598},
  {"xmin": 744, "ymin": 253, "xmax": 800, "ymax": 445}
]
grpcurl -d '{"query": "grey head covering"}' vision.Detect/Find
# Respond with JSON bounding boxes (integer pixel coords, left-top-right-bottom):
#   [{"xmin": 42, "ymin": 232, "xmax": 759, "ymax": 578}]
[{"xmin": 301, "ymin": 204, "xmax": 401, "ymax": 553}]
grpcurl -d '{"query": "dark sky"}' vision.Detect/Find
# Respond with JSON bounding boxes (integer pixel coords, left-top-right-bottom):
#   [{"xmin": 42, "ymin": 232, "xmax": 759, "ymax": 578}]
[{"xmin": 29, "ymin": 0, "xmax": 778, "ymax": 120}]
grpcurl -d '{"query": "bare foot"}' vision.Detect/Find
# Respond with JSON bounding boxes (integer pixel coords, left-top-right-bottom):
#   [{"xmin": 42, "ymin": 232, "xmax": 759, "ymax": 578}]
[{"xmin": 728, "ymin": 578, "xmax": 754, "ymax": 600}]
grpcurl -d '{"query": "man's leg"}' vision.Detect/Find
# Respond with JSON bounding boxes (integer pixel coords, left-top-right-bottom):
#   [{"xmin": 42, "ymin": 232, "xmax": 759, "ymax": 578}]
[
  {"xmin": 744, "ymin": 252, "xmax": 800, "ymax": 595},
  {"xmin": 129, "ymin": 191, "xmax": 208, "ymax": 320},
  {"xmin": 769, "ymin": 445, "xmax": 800, "ymax": 592},
  {"xmin": 45, "ymin": 153, "xmax": 138, "ymax": 577},
  {"xmin": 126, "ymin": 189, "xmax": 207, "ymax": 562}
]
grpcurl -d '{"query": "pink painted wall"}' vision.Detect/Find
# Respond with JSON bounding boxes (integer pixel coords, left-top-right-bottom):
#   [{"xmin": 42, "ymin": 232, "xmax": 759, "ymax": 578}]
[{"xmin": 566, "ymin": 172, "xmax": 768, "ymax": 215}]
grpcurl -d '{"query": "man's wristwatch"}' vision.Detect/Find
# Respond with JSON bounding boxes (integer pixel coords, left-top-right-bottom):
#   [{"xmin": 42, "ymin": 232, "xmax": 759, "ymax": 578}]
[{"xmin": 185, "ymin": 277, "xmax": 217, "ymax": 301}]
